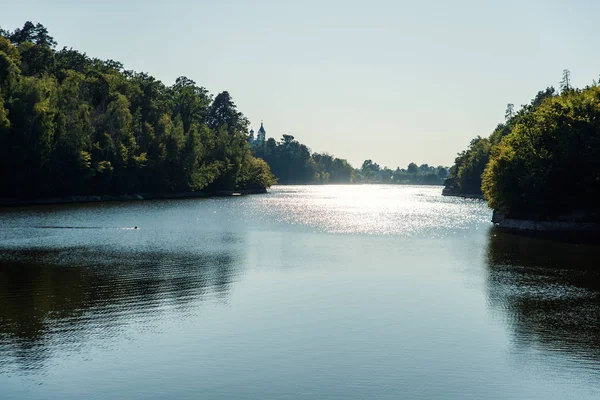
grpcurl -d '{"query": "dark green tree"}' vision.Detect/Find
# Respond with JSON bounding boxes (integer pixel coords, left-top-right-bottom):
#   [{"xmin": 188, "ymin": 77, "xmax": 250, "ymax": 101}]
[
  {"xmin": 206, "ymin": 91, "xmax": 248, "ymax": 134},
  {"xmin": 407, "ymin": 162, "xmax": 418, "ymax": 174}
]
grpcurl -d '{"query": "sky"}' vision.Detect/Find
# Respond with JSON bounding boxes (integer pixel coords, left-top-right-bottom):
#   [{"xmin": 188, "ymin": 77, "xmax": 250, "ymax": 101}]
[{"xmin": 2, "ymin": 0, "xmax": 600, "ymax": 168}]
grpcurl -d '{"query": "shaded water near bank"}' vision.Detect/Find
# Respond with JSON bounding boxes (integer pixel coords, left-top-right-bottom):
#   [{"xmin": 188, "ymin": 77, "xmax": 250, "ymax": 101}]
[{"xmin": 1, "ymin": 185, "xmax": 599, "ymax": 399}]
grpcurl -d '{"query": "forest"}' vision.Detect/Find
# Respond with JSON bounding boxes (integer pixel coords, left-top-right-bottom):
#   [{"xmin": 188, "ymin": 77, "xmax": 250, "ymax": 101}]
[
  {"xmin": 252, "ymin": 134, "xmax": 447, "ymax": 185},
  {"xmin": 0, "ymin": 22, "xmax": 275, "ymax": 199},
  {"xmin": 0, "ymin": 21, "xmax": 448, "ymax": 201},
  {"xmin": 444, "ymin": 70, "xmax": 600, "ymax": 221}
]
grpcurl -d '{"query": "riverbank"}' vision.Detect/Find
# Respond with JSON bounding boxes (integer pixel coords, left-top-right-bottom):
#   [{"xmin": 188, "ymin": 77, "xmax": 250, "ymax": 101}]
[
  {"xmin": 441, "ymin": 188, "xmax": 484, "ymax": 199},
  {"xmin": 492, "ymin": 211, "xmax": 600, "ymax": 232},
  {"xmin": 273, "ymin": 182, "xmax": 446, "ymax": 186},
  {"xmin": 0, "ymin": 188, "xmax": 268, "ymax": 207}
]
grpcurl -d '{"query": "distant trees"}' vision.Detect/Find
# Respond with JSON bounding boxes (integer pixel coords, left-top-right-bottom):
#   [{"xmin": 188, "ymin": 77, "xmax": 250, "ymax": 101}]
[
  {"xmin": 437, "ymin": 167, "xmax": 448, "ymax": 180},
  {"xmin": 361, "ymin": 160, "xmax": 380, "ymax": 182},
  {"xmin": 406, "ymin": 162, "xmax": 418, "ymax": 174},
  {"xmin": 312, "ymin": 153, "xmax": 355, "ymax": 183},
  {"xmin": 358, "ymin": 162, "xmax": 447, "ymax": 185},
  {"xmin": 0, "ymin": 21, "xmax": 274, "ymax": 199},
  {"xmin": 252, "ymin": 134, "xmax": 355, "ymax": 184},
  {"xmin": 251, "ymin": 133, "xmax": 447, "ymax": 186}
]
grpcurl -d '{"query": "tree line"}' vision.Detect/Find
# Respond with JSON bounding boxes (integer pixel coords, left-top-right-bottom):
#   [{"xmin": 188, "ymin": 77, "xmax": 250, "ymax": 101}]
[
  {"xmin": 0, "ymin": 22, "xmax": 275, "ymax": 199},
  {"xmin": 357, "ymin": 160, "xmax": 447, "ymax": 185},
  {"xmin": 252, "ymin": 134, "xmax": 448, "ymax": 185},
  {"xmin": 0, "ymin": 21, "xmax": 451, "ymax": 199},
  {"xmin": 445, "ymin": 70, "xmax": 600, "ymax": 221},
  {"xmin": 252, "ymin": 135, "xmax": 355, "ymax": 184}
]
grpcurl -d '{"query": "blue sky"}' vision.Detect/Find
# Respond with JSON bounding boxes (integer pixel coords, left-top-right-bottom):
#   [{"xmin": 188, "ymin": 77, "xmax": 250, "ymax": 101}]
[{"xmin": 2, "ymin": 0, "xmax": 600, "ymax": 168}]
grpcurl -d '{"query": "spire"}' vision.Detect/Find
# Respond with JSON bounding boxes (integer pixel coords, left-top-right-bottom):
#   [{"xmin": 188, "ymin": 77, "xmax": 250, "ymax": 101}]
[
  {"xmin": 258, "ymin": 121, "xmax": 266, "ymax": 134},
  {"xmin": 257, "ymin": 120, "xmax": 266, "ymax": 144}
]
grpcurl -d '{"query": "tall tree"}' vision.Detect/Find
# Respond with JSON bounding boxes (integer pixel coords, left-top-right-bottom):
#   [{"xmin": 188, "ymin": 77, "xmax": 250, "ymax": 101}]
[
  {"xmin": 560, "ymin": 69, "xmax": 571, "ymax": 92},
  {"xmin": 505, "ymin": 103, "xmax": 514, "ymax": 121},
  {"xmin": 170, "ymin": 76, "xmax": 210, "ymax": 133},
  {"xmin": 206, "ymin": 91, "xmax": 248, "ymax": 134},
  {"xmin": 9, "ymin": 22, "xmax": 56, "ymax": 48}
]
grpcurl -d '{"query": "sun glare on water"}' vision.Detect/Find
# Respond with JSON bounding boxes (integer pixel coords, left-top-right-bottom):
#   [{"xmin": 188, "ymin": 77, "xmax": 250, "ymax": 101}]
[{"xmin": 256, "ymin": 185, "xmax": 491, "ymax": 236}]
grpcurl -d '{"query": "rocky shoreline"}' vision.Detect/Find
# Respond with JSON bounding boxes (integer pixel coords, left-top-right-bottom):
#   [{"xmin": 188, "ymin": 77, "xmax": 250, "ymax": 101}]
[
  {"xmin": 441, "ymin": 188, "xmax": 484, "ymax": 199},
  {"xmin": 0, "ymin": 188, "xmax": 268, "ymax": 207},
  {"xmin": 492, "ymin": 211, "xmax": 600, "ymax": 232},
  {"xmin": 441, "ymin": 188, "xmax": 600, "ymax": 232}
]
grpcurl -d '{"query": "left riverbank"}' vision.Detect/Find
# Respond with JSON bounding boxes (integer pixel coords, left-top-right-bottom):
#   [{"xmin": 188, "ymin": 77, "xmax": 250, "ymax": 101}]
[{"xmin": 0, "ymin": 188, "xmax": 268, "ymax": 207}]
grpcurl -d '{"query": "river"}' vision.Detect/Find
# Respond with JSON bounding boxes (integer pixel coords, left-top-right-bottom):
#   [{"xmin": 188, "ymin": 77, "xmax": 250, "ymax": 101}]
[{"xmin": 1, "ymin": 185, "xmax": 599, "ymax": 399}]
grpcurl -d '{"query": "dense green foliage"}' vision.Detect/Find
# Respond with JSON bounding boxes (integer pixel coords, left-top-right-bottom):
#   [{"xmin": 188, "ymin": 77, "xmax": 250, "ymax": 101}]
[
  {"xmin": 0, "ymin": 22, "xmax": 274, "ymax": 199},
  {"xmin": 444, "ymin": 87, "xmax": 557, "ymax": 198},
  {"xmin": 252, "ymin": 134, "xmax": 447, "ymax": 185},
  {"xmin": 252, "ymin": 134, "xmax": 355, "ymax": 184},
  {"xmin": 483, "ymin": 86, "xmax": 600, "ymax": 219},
  {"xmin": 447, "ymin": 74, "xmax": 600, "ymax": 221},
  {"xmin": 443, "ymin": 136, "xmax": 492, "ymax": 195}
]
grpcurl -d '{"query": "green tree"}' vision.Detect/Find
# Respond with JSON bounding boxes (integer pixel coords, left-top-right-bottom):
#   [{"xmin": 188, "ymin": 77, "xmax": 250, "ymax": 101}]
[
  {"xmin": 560, "ymin": 69, "xmax": 571, "ymax": 92},
  {"xmin": 407, "ymin": 162, "xmax": 418, "ymax": 174},
  {"xmin": 437, "ymin": 167, "xmax": 448, "ymax": 180},
  {"xmin": 206, "ymin": 91, "xmax": 247, "ymax": 134},
  {"xmin": 483, "ymin": 86, "xmax": 600, "ymax": 219},
  {"xmin": 171, "ymin": 76, "xmax": 211, "ymax": 132},
  {"xmin": 9, "ymin": 22, "xmax": 56, "ymax": 48},
  {"xmin": 6, "ymin": 75, "xmax": 58, "ymax": 197},
  {"xmin": 361, "ymin": 159, "xmax": 381, "ymax": 182},
  {"xmin": 456, "ymin": 137, "xmax": 491, "ymax": 195},
  {"xmin": 0, "ymin": 37, "xmax": 21, "ymax": 64}
]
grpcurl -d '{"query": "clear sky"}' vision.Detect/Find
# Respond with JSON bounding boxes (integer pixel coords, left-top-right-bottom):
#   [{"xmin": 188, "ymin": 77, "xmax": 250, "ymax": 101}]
[{"xmin": 2, "ymin": 0, "xmax": 600, "ymax": 168}]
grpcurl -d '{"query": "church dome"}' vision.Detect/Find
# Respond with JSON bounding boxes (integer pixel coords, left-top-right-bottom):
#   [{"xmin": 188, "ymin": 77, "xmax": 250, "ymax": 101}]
[{"xmin": 258, "ymin": 122, "xmax": 266, "ymax": 134}]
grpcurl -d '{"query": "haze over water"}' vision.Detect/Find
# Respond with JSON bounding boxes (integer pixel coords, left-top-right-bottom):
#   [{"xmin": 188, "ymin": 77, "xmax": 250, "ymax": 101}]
[{"xmin": 1, "ymin": 186, "xmax": 599, "ymax": 399}]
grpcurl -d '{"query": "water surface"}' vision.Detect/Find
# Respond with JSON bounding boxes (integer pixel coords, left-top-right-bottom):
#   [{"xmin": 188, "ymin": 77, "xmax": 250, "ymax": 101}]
[{"xmin": 1, "ymin": 185, "xmax": 599, "ymax": 399}]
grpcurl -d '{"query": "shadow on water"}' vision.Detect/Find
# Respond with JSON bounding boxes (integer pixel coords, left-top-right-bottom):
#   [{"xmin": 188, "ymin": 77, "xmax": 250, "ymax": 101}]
[
  {"xmin": 0, "ymin": 243, "xmax": 240, "ymax": 373},
  {"xmin": 485, "ymin": 228, "xmax": 600, "ymax": 362}
]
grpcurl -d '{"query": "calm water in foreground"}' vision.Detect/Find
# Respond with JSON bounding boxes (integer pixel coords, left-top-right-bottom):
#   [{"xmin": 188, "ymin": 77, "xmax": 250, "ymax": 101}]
[{"xmin": 1, "ymin": 185, "xmax": 599, "ymax": 399}]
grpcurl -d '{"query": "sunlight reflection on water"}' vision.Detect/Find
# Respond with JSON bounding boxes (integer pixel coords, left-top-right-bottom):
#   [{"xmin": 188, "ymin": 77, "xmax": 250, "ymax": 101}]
[
  {"xmin": 2, "ymin": 185, "xmax": 599, "ymax": 400},
  {"xmin": 253, "ymin": 185, "xmax": 491, "ymax": 236}
]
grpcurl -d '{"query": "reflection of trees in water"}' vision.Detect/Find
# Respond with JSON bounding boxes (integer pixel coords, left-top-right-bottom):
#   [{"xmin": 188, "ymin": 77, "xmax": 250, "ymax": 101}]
[
  {"xmin": 0, "ymin": 243, "xmax": 240, "ymax": 372},
  {"xmin": 486, "ymin": 229, "xmax": 600, "ymax": 361}
]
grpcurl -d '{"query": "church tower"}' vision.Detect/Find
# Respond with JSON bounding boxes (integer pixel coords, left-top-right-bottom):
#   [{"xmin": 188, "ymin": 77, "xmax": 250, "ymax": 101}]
[{"xmin": 257, "ymin": 121, "xmax": 266, "ymax": 143}]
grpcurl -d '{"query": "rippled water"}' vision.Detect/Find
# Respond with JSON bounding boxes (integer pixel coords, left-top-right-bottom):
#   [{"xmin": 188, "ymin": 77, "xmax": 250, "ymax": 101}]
[{"xmin": 1, "ymin": 185, "xmax": 599, "ymax": 399}]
